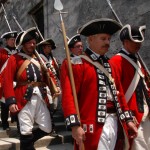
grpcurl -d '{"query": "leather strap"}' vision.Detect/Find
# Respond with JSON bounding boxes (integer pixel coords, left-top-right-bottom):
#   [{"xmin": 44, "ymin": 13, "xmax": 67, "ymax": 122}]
[
  {"xmin": 16, "ymin": 53, "xmax": 42, "ymax": 80},
  {"xmin": 16, "ymin": 81, "xmax": 46, "ymax": 87},
  {"xmin": 80, "ymin": 55, "xmax": 114, "ymax": 83},
  {"xmin": 16, "ymin": 59, "xmax": 30, "ymax": 81},
  {"xmin": 18, "ymin": 53, "xmax": 41, "ymax": 70}
]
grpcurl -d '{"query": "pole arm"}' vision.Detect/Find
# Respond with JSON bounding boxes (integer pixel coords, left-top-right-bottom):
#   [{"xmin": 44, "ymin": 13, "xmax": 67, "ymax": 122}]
[
  {"xmin": 52, "ymin": 16, "xmax": 70, "ymax": 41},
  {"xmin": 1, "ymin": 3, "xmax": 12, "ymax": 31},
  {"xmin": 58, "ymin": 11, "xmax": 85, "ymax": 150},
  {"xmin": 56, "ymin": 21, "xmax": 70, "ymax": 41},
  {"xmin": 59, "ymin": 11, "xmax": 80, "ymax": 117}
]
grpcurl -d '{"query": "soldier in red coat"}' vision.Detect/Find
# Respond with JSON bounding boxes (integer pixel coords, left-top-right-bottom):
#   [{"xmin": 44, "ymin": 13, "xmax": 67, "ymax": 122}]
[
  {"xmin": 37, "ymin": 38, "xmax": 60, "ymax": 137},
  {"xmin": 0, "ymin": 31, "xmax": 18, "ymax": 130},
  {"xmin": 110, "ymin": 24, "xmax": 150, "ymax": 150},
  {"xmin": 3, "ymin": 27, "xmax": 56, "ymax": 150},
  {"xmin": 60, "ymin": 18, "xmax": 137, "ymax": 150}
]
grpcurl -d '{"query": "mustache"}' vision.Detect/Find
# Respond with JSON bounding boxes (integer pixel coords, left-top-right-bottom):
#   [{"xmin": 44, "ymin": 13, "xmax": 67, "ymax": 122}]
[{"xmin": 102, "ymin": 44, "xmax": 110, "ymax": 48}]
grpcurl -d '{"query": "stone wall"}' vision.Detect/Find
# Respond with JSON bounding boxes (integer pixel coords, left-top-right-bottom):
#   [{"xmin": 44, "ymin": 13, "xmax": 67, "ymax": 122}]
[{"xmin": 0, "ymin": 0, "xmax": 149, "ymax": 68}]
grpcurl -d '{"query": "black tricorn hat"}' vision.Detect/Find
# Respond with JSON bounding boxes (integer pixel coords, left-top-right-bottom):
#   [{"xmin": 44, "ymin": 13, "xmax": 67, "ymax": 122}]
[
  {"xmin": 1, "ymin": 31, "xmax": 18, "ymax": 39},
  {"xmin": 15, "ymin": 31, "xmax": 24, "ymax": 47},
  {"xmin": 120, "ymin": 24, "xmax": 146, "ymax": 43},
  {"xmin": 15, "ymin": 27, "xmax": 39, "ymax": 47},
  {"xmin": 78, "ymin": 18, "xmax": 122, "ymax": 36},
  {"xmin": 67, "ymin": 34, "xmax": 81, "ymax": 48},
  {"xmin": 37, "ymin": 38, "xmax": 56, "ymax": 50}
]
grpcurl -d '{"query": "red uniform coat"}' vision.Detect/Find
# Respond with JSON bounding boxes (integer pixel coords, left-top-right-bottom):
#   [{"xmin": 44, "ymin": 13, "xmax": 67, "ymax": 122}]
[
  {"xmin": 110, "ymin": 52, "xmax": 150, "ymax": 148},
  {"xmin": 0, "ymin": 48, "xmax": 10, "ymax": 98},
  {"xmin": 60, "ymin": 49, "xmax": 132, "ymax": 150},
  {"xmin": 3, "ymin": 51, "xmax": 55, "ymax": 112},
  {"xmin": 110, "ymin": 53, "xmax": 150, "ymax": 125}
]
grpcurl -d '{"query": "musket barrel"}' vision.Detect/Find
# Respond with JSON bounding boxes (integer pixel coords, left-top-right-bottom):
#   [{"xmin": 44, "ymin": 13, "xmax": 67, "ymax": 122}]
[
  {"xmin": 1, "ymin": 3, "xmax": 12, "ymax": 31},
  {"xmin": 12, "ymin": 16, "xmax": 23, "ymax": 31}
]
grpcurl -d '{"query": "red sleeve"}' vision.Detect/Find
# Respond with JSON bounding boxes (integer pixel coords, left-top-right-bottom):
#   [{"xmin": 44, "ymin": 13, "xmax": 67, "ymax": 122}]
[
  {"xmin": 60, "ymin": 60, "xmax": 77, "ymax": 117},
  {"xmin": 60, "ymin": 59, "xmax": 83, "ymax": 129},
  {"xmin": 0, "ymin": 49, "xmax": 9, "ymax": 98},
  {"xmin": 3, "ymin": 55, "xmax": 17, "ymax": 105}
]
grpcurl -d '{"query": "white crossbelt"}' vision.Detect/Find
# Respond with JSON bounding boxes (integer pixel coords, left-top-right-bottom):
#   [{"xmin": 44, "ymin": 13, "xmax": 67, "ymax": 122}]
[{"xmin": 117, "ymin": 53, "xmax": 145, "ymax": 102}]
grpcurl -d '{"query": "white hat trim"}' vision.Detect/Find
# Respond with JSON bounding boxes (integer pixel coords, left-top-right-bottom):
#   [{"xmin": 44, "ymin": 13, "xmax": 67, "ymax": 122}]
[
  {"xmin": 1, "ymin": 31, "xmax": 17, "ymax": 39},
  {"xmin": 17, "ymin": 27, "xmax": 37, "ymax": 47},
  {"xmin": 67, "ymin": 34, "xmax": 80, "ymax": 45},
  {"xmin": 120, "ymin": 24, "xmax": 146, "ymax": 43},
  {"xmin": 37, "ymin": 38, "xmax": 53, "ymax": 46}
]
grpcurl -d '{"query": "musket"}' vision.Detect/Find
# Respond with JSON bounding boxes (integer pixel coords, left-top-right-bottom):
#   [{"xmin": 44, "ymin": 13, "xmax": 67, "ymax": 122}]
[
  {"xmin": 1, "ymin": 3, "xmax": 12, "ymax": 31},
  {"xmin": 34, "ymin": 49, "xmax": 60, "ymax": 97},
  {"xmin": 106, "ymin": 0, "xmax": 150, "ymax": 85},
  {"xmin": 54, "ymin": 0, "xmax": 85, "ymax": 149},
  {"xmin": 12, "ymin": 15, "xmax": 23, "ymax": 31},
  {"xmin": 106, "ymin": 0, "xmax": 123, "ymax": 26}
]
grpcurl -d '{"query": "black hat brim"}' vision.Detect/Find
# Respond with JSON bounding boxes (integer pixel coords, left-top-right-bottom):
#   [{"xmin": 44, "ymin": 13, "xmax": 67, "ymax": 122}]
[
  {"xmin": 1, "ymin": 31, "xmax": 18, "ymax": 39},
  {"xmin": 37, "ymin": 38, "xmax": 56, "ymax": 50},
  {"xmin": 67, "ymin": 34, "xmax": 81, "ymax": 48},
  {"xmin": 16, "ymin": 27, "xmax": 40, "ymax": 47},
  {"xmin": 78, "ymin": 18, "xmax": 122, "ymax": 36}
]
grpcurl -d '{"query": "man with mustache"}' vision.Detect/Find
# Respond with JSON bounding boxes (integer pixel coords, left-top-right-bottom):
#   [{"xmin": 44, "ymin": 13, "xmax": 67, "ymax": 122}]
[
  {"xmin": 110, "ymin": 24, "xmax": 150, "ymax": 150},
  {"xmin": 3, "ymin": 27, "xmax": 55, "ymax": 150},
  {"xmin": 60, "ymin": 18, "xmax": 137, "ymax": 150}
]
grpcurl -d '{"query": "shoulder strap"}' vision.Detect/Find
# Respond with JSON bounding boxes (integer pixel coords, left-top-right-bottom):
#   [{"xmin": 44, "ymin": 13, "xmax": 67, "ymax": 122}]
[
  {"xmin": 117, "ymin": 53, "xmax": 144, "ymax": 78},
  {"xmin": 18, "ymin": 53, "xmax": 41, "ymax": 70},
  {"xmin": 16, "ymin": 59, "xmax": 31, "ymax": 81},
  {"xmin": 117, "ymin": 53, "xmax": 143, "ymax": 102},
  {"xmin": 40, "ymin": 54, "xmax": 49, "ymax": 62},
  {"xmin": 0, "ymin": 59, "xmax": 9, "ymax": 74},
  {"xmin": 4, "ymin": 47, "xmax": 11, "ymax": 54},
  {"xmin": 80, "ymin": 54, "xmax": 140, "ymax": 103},
  {"xmin": 0, "ymin": 49, "xmax": 17, "ymax": 74},
  {"xmin": 16, "ymin": 53, "xmax": 41, "ymax": 81},
  {"xmin": 80, "ymin": 55, "xmax": 114, "ymax": 83},
  {"xmin": 4, "ymin": 47, "xmax": 17, "ymax": 55},
  {"xmin": 125, "ymin": 71, "xmax": 140, "ymax": 102}
]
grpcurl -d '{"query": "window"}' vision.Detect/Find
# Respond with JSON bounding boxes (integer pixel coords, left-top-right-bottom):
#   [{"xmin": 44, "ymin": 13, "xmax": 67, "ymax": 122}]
[{"xmin": 29, "ymin": 1, "xmax": 44, "ymax": 37}]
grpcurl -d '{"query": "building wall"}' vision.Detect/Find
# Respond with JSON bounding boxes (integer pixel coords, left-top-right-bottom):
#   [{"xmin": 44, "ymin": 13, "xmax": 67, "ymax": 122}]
[{"xmin": 0, "ymin": 0, "xmax": 150, "ymax": 68}]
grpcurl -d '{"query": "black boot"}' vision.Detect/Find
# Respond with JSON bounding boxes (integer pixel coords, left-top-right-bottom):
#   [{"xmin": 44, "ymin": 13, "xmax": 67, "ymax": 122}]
[
  {"xmin": 1, "ymin": 102, "xmax": 9, "ymax": 130},
  {"xmin": 20, "ymin": 134, "xmax": 35, "ymax": 150},
  {"xmin": 32, "ymin": 128, "xmax": 48, "ymax": 143},
  {"xmin": 49, "ymin": 109, "xmax": 58, "ymax": 137}
]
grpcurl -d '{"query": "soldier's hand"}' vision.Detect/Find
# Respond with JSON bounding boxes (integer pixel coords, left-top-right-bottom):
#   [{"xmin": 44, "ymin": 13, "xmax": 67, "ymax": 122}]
[
  {"xmin": 52, "ymin": 87, "xmax": 61, "ymax": 99},
  {"xmin": 72, "ymin": 126, "xmax": 85, "ymax": 150},
  {"xmin": 132, "ymin": 116, "xmax": 139, "ymax": 126},
  {"xmin": 9, "ymin": 104, "xmax": 19, "ymax": 113},
  {"xmin": 127, "ymin": 121, "xmax": 138, "ymax": 139}
]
